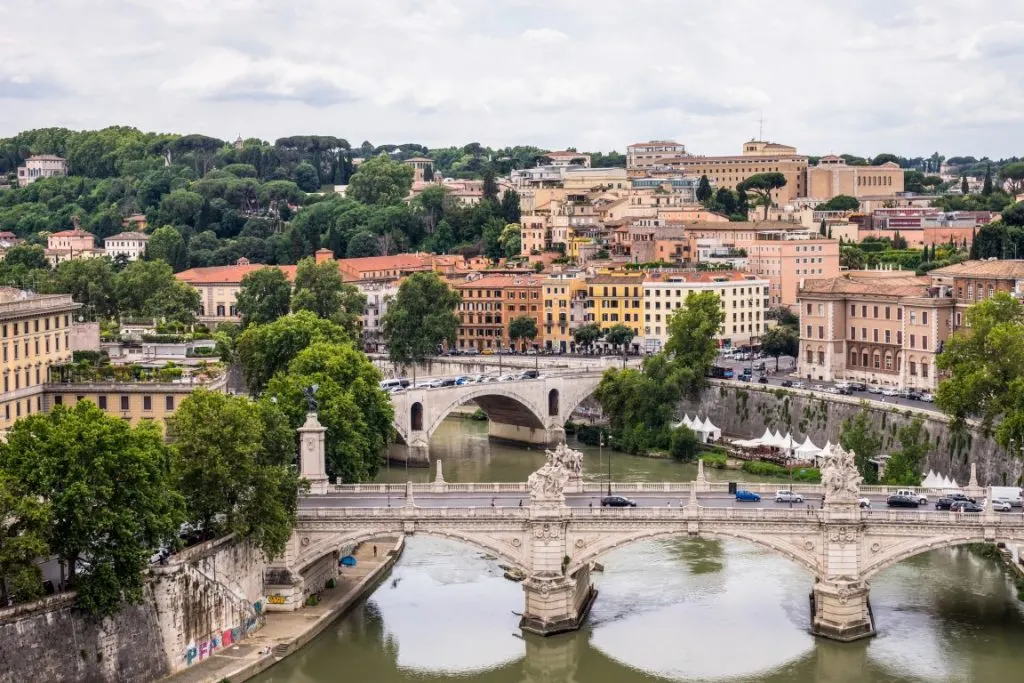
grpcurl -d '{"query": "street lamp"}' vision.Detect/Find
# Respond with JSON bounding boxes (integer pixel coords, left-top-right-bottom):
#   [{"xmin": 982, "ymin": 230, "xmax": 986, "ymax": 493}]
[
  {"xmin": 788, "ymin": 443, "xmax": 795, "ymax": 508},
  {"xmin": 606, "ymin": 433, "xmax": 614, "ymax": 496}
]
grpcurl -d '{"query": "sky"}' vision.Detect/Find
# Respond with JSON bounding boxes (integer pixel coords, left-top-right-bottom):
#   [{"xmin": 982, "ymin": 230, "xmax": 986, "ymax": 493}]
[{"xmin": 1, "ymin": 0, "xmax": 1023, "ymax": 158}]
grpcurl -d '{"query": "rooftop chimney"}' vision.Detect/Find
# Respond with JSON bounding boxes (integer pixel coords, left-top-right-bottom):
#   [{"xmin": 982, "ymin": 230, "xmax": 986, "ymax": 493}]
[{"xmin": 315, "ymin": 248, "xmax": 334, "ymax": 264}]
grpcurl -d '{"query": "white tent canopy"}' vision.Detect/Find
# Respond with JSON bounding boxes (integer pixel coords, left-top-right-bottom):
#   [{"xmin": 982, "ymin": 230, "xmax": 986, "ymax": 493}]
[
  {"xmin": 701, "ymin": 417, "xmax": 721, "ymax": 442},
  {"xmin": 794, "ymin": 435, "xmax": 820, "ymax": 460}
]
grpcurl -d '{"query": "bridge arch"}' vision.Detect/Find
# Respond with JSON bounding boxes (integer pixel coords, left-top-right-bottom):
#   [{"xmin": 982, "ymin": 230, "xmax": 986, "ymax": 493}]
[
  {"xmin": 567, "ymin": 528, "xmax": 820, "ymax": 577},
  {"xmin": 293, "ymin": 527, "xmax": 529, "ymax": 576},
  {"xmin": 422, "ymin": 385, "xmax": 550, "ymax": 439},
  {"xmin": 859, "ymin": 534, "xmax": 1017, "ymax": 581}
]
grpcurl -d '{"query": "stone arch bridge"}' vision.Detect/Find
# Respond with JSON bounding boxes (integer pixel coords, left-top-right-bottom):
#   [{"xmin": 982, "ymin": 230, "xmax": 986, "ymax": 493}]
[
  {"xmin": 280, "ymin": 436, "xmax": 1024, "ymax": 642},
  {"xmin": 389, "ymin": 371, "xmax": 603, "ymax": 465}
]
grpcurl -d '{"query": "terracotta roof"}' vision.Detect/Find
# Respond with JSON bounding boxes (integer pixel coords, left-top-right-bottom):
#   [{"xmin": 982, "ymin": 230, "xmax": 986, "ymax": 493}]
[
  {"xmin": 929, "ymin": 260, "xmax": 1024, "ymax": 280},
  {"xmin": 176, "ymin": 264, "xmax": 297, "ymax": 285},
  {"xmin": 799, "ymin": 274, "xmax": 930, "ymax": 297},
  {"xmin": 644, "ymin": 271, "xmax": 767, "ymax": 284},
  {"xmin": 587, "ymin": 274, "xmax": 646, "ymax": 285},
  {"xmin": 454, "ymin": 274, "xmax": 543, "ymax": 289},
  {"xmin": 50, "ymin": 229, "xmax": 94, "ymax": 237},
  {"xmin": 106, "ymin": 232, "xmax": 149, "ymax": 241}
]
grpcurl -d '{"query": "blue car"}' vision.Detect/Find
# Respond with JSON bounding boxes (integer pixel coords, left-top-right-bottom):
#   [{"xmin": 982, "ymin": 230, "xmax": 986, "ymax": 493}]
[{"xmin": 735, "ymin": 489, "xmax": 761, "ymax": 502}]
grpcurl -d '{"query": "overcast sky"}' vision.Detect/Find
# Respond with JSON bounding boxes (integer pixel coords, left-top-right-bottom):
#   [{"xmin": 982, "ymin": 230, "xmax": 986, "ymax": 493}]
[{"xmin": 2, "ymin": 0, "xmax": 1022, "ymax": 158}]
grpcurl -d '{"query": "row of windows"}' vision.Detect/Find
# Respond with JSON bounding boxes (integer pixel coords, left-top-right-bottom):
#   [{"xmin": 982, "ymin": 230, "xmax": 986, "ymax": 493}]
[
  {"xmin": 52, "ymin": 394, "xmax": 175, "ymax": 411},
  {"xmin": 3, "ymin": 366, "xmax": 43, "ymax": 391},
  {"xmin": 2, "ymin": 333, "xmax": 66, "ymax": 361},
  {"xmin": 589, "ymin": 286, "xmax": 642, "ymax": 297},
  {"xmin": 3, "ymin": 396, "xmax": 42, "ymax": 422},
  {"xmin": 1, "ymin": 315, "xmax": 69, "ymax": 338},
  {"xmin": 857, "ymin": 175, "xmax": 893, "ymax": 186},
  {"xmin": 462, "ymin": 290, "xmax": 540, "ymax": 300}
]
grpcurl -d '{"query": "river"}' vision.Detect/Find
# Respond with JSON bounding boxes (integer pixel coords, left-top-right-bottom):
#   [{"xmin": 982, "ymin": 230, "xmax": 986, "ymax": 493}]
[{"xmin": 253, "ymin": 418, "xmax": 1024, "ymax": 683}]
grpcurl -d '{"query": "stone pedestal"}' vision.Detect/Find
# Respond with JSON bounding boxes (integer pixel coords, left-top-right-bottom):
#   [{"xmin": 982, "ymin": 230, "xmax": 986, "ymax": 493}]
[
  {"xmin": 965, "ymin": 462, "xmax": 983, "ymax": 500},
  {"xmin": 695, "ymin": 458, "xmax": 710, "ymax": 492},
  {"xmin": 298, "ymin": 412, "xmax": 329, "ymax": 494},
  {"xmin": 519, "ymin": 567, "xmax": 596, "ymax": 637},
  {"xmin": 811, "ymin": 580, "xmax": 875, "ymax": 642}
]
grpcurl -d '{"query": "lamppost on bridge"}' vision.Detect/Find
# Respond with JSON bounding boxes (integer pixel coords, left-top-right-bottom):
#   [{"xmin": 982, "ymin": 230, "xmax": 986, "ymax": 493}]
[{"xmin": 603, "ymin": 433, "xmax": 614, "ymax": 495}]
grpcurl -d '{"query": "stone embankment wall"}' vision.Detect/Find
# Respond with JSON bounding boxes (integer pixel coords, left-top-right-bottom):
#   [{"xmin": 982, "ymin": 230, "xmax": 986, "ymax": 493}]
[
  {"xmin": 681, "ymin": 382, "xmax": 1022, "ymax": 486},
  {"xmin": 0, "ymin": 536, "xmax": 267, "ymax": 683}
]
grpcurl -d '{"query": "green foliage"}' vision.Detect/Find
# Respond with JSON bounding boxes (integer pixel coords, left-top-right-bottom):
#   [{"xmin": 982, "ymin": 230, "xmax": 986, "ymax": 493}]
[
  {"xmin": 346, "ymin": 154, "xmax": 414, "ymax": 205},
  {"xmin": 0, "ymin": 469, "xmax": 50, "ymax": 605},
  {"xmin": 761, "ymin": 326, "xmax": 798, "ymax": 370},
  {"xmin": 509, "ymin": 316, "xmax": 538, "ymax": 347},
  {"xmin": 236, "ymin": 267, "xmax": 292, "ymax": 327},
  {"xmin": 382, "ymin": 271, "xmax": 461, "ymax": 365},
  {"xmin": 291, "ymin": 257, "xmax": 365, "ymax": 335},
  {"xmin": 0, "ymin": 402, "xmax": 183, "ymax": 618},
  {"xmin": 999, "ymin": 162, "xmax": 1024, "ymax": 197},
  {"xmin": 881, "ymin": 419, "xmax": 929, "ymax": 486},
  {"xmin": 265, "ymin": 342, "xmax": 393, "ymax": 482},
  {"xmin": 168, "ymin": 390, "xmax": 302, "ymax": 559},
  {"xmin": 738, "ymin": 173, "xmax": 787, "ymax": 219},
  {"xmin": 669, "ymin": 426, "xmax": 701, "ymax": 462},
  {"xmin": 839, "ymin": 406, "xmax": 882, "ymax": 483},
  {"xmin": 573, "ymin": 323, "xmax": 602, "ymax": 349},
  {"xmin": 663, "ymin": 291, "xmax": 726, "ymax": 398},
  {"xmin": 114, "ymin": 259, "xmax": 201, "ymax": 324},
  {"xmin": 236, "ymin": 311, "xmax": 350, "ymax": 394},
  {"xmin": 937, "ymin": 292, "xmax": 1024, "ymax": 450},
  {"xmin": 603, "ymin": 323, "xmax": 635, "ymax": 350},
  {"xmin": 816, "ymin": 195, "xmax": 860, "ymax": 212},
  {"xmin": 696, "ymin": 175, "xmax": 713, "ymax": 203}
]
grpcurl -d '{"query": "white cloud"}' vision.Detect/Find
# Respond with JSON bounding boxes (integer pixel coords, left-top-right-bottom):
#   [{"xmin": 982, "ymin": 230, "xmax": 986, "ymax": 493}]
[{"xmin": 0, "ymin": 0, "xmax": 1023, "ymax": 157}]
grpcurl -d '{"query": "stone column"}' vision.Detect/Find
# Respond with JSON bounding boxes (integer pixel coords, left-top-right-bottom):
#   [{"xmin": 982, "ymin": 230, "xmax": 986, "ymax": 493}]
[
  {"xmin": 695, "ymin": 458, "xmax": 710, "ymax": 492},
  {"xmin": 298, "ymin": 412, "xmax": 329, "ymax": 494},
  {"xmin": 432, "ymin": 459, "xmax": 446, "ymax": 492},
  {"xmin": 965, "ymin": 463, "xmax": 983, "ymax": 500}
]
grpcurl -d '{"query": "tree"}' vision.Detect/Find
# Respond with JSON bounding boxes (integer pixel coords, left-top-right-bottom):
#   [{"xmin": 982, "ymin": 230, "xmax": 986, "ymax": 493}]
[
  {"xmin": 999, "ymin": 162, "xmax": 1024, "ymax": 197},
  {"xmin": 50, "ymin": 257, "xmax": 118, "ymax": 319},
  {"xmin": 816, "ymin": 195, "xmax": 860, "ymax": 212},
  {"xmin": 0, "ymin": 402, "xmax": 182, "ymax": 617},
  {"xmin": 669, "ymin": 425, "xmax": 701, "ymax": 462},
  {"xmin": 499, "ymin": 223, "xmax": 521, "ymax": 258},
  {"xmin": 346, "ymin": 231, "xmax": 381, "ymax": 258},
  {"xmin": 236, "ymin": 267, "xmax": 292, "ymax": 327},
  {"xmin": 820, "ymin": 219, "xmax": 827, "ymax": 236},
  {"xmin": 158, "ymin": 189, "xmax": 205, "ymax": 227},
  {"xmin": 881, "ymin": 419, "xmax": 929, "ymax": 486},
  {"xmin": 0, "ymin": 469, "xmax": 50, "ymax": 605},
  {"xmin": 696, "ymin": 175, "xmax": 713, "ymax": 203},
  {"xmin": 573, "ymin": 323, "xmax": 602, "ymax": 351},
  {"xmin": 761, "ymin": 325, "xmax": 799, "ymax": 371},
  {"xmin": 604, "ymin": 323, "xmax": 635, "ymax": 351},
  {"xmin": 265, "ymin": 342, "xmax": 393, "ymax": 482},
  {"xmin": 1, "ymin": 244, "xmax": 49, "ymax": 272},
  {"xmin": 382, "ymin": 271, "xmax": 460, "ymax": 364},
  {"xmin": 236, "ymin": 311, "xmax": 350, "ymax": 394},
  {"xmin": 482, "ymin": 168, "xmax": 499, "ymax": 202},
  {"xmin": 168, "ymin": 390, "xmax": 303, "ymax": 558},
  {"xmin": 1002, "ymin": 201, "xmax": 1024, "ymax": 228},
  {"xmin": 769, "ymin": 306, "xmax": 799, "ymax": 331},
  {"xmin": 937, "ymin": 292, "xmax": 1024, "ymax": 449},
  {"xmin": 738, "ymin": 173, "xmax": 787, "ymax": 219},
  {"xmin": 663, "ymin": 291, "xmax": 726, "ymax": 397},
  {"xmin": 714, "ymin": 187, "xmax": 737, "ymax": 215},
  {"xmin": 983, "ymin": 164, "xmax": 993, "ymax": 196},
  {"xmin": 293, "ymin": 162, "xmax": 320, "ymax": 192},
  {"xmin": 870, "ymin": 153, "xmax": 900, "ymax": 166},
  {"xmin": 500, "ymin": 189, "xmax": 521, "ymax": 223},
  {"xmin": 291, "ymin": 256, "xmax": 366, "ymax": 335},
  {"xmin": 346, "ymin": 154, "xmax": 414, "ymax": 206},
  {"xmin": 839, "ymin": 406, "xmax": 882, "ymax": 483},
  {"xmin": 509, "ymin": 316, "xmax": 538, "ymax": 350},
  {"xmin": 115, "ymin": 259, "xmax": 199, "ymax": 323},
  {"xmin": 961, "ymin": 176, "xmax": 969, "ymax": 195}
]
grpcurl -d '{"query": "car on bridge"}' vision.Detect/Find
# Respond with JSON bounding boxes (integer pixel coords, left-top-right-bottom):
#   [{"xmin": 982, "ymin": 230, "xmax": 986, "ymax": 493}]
[
  {"xmin": 774, "ymin": 490, "xmax": 804, "ymax": 503},
  {"xmin": 859, "ymin": 497, "xmax": 871, "ymax": 509},
  {"xmin": 895, "ymin": 489, "xmax": 928, "ymax": 505},
  {"xmin": 983, "ymin": 498, "xmax": 1013, "ymax": 512},
  {"xmin": 735, "ymin": 489, "xmax": 761, "ymax": 502},
  {"xmin": 601, "ymin": 495, "xmax": 637, "ymax": 507},
  {"xmin": 886, "ymin": 494, "xmax": 920, "ymax": 508},
  {"xmin": 950, "ymin": 501, "xmax": 983, "ymax": 513}
]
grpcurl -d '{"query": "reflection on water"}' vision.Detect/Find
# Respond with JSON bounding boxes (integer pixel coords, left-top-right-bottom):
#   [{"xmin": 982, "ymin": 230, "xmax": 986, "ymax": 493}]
[{"xmin": 255, "ymin": 418, "xmax": 1024, "ymax": 683}]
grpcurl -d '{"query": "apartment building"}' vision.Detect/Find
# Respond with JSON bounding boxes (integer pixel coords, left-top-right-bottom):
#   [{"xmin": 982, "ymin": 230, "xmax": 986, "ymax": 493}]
[
  {"xmin": 678, "ymin": 142, "xmax": 807, "ymax": 205},
  {"xmin": 0, "ymin": 289, "xmax": 79, "ymax": 433},
  {"xmin": 17, "ymin": 155, "xmax": 68, "ymax": 187},
  {"xmin": 929, "ymin": 260, "xmax": 1024, "ymax": 329},
  {"xmin": 45, "ymin": 229, "xmax": 105, "ymax": 265},
  {"xmin": 585, "ymin": 274, "xmax": 645, "ymax": 341},
  {"xmin": 104, "ymin": 231, "xmax": 149, "ymax": 262},
  {"xmin": 541, "ymin": 275, "xmax": 587, "ymax": 352},
  {"xmin": 806, "ymin": 156, "xmax": 904, "ymax": 200},
  {"xmin": 642, "ymin": 271, "xmax": 769, "ymax": 352},
  {"xmin": 543, "ymin": 151, "xmax": 591, "ymax": 168},
  {"xmin": 626, "ymin": 141, "xmax": 688, "ymax": 175},
  {"xmin": 796, "ymin": 273, "xmax": 954, "ymax": 391},
  {"xmin": 453, "ymin": 274, "xmax": 544, "ymax": 351}
]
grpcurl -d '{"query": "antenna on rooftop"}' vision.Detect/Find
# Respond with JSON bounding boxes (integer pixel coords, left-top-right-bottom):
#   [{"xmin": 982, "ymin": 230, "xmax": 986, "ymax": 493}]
[{"xmin": 758, "ymin": 111, "xmax": 764, "ymax": 141}]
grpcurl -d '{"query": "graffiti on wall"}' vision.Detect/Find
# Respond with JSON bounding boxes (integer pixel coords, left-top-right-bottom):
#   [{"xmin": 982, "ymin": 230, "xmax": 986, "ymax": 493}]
[{"xmin": 181, "ymin": 601, "xmax": 265, "ymax": 667}]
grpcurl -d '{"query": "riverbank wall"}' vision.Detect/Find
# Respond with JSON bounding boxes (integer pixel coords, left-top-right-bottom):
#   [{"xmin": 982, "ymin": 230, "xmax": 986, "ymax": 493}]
[
  {"xmin": 680, "ymin": 381, "xmax": 1021, "ymax": 486},
  {"xmin": 0, "ymin": 536, "xmax": 268, "ymax": 683},
  {"xmin": 161, "ymin": 536, "xmax": 405, "ymax": 683}
]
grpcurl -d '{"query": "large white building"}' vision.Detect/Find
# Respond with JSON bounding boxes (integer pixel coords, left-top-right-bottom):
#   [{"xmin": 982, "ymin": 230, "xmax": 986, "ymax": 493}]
[
  {"xmin": 17, "ymin": 155, "xmax": 68, "ymax": 187},
  {"xmin": 642, "ymin": 271, "xmax": 770, "ymax": 351},
  {"xmin": 104, "ymin": 232, "xmax": 149, "ymax": 262}
]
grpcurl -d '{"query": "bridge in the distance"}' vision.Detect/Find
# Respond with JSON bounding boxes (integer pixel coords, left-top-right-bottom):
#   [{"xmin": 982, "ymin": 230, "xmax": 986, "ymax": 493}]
[
  {"xmin": 278, "ymin": 430, "xmax": 1024, "ymax": 643},
  {"xmin": 388, "ymin": 369, "xmax": 604, "ymax": 464}
]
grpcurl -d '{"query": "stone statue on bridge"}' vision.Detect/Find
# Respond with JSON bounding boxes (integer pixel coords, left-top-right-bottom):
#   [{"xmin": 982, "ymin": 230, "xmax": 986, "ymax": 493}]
[
  {"xmin": 821, "ymin": 444, "xmax": 862, "ymax": 503},
  {"xmin": 529, "ymin": 443, "xmax": 583, "ymax": 501}
]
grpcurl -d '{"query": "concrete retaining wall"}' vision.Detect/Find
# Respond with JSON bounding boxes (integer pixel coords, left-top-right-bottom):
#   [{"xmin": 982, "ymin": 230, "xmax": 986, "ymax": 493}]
[
  {"xmin": 0, "ymin": 536, "xmax": 267, "ymax": 683},
  {"xmin": 681, "ymin": 381, "xmax": 1022, "ymax": 486}
]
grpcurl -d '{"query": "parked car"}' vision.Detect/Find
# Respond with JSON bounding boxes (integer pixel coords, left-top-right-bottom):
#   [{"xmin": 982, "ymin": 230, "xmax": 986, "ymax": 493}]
[
  {"xmin": 463, "ymin": 348, "xmax": 480, "ymax": 356},
  {"xmin": 985, "ymin": 499, "xmax": 1013, "ymax": 512},
  {"xmin": 519, "ymin": 369, "xmax": 540, "ymax": 379},
  {"xmin": 919, "ymin": 392, "xmax": 935, "ymax": 402},
  {"xmin": 947, "ymin": 492, "xmax": 976, "ymax": 504},
  {"xmin": 481, "ymin": 348, "xmax": 495, "ymax": 355},
  {"xmin": 791, "ymin": 381, "xmax": 806, "ymax": 389},
  {"xmin": 903, "ymin": 390, "xmax": 923, "ymax": 401},
  {"xmin": 951, "ymin": 501, "xmax": 983, "ymax": 513},
  {"xmin": 757, "ymin": 376, "xmax": 769, "ymax": 384},
  {"xmin": 886, "ymin": 494, "xmax": 921, "ymax": 508},
  {"xmin": 737, "ymin": 374, "xmax": 752, "ymax": 382},
  {"xmin": 735, "ymin": 489, "xmax": 761, "ymax": 502},
  {"xmin": 867, "ymin": 385, "xmax": 883, "ymax": 394},
  {"xmin": 881, "ymin": 388, "xmax": 900, "ymax": 397},
  {"xmin": 848, "ymin": 382, "xmax": 868, "ymax": 392},
  {"xmin": 859, "ymin": 497, "xmax": 871, "ymax": 509},
  {"xmin": 775, "ymin": 490, "xmax": 804, "ymax": 503},
  {"xmin": 895, "ymin": 489, "xmax": 928, "ymax": 505},
  {"xmin": 498, "ymin": 374, "xmax": 517, "ymax": 382},
  {"xmin": 601, "ymin": 495, "xmax": 636, "ymax": 508},
  {"xmin": 935, "ymin": 497, "xmax": 956, "ymax": 510},
  {"xmin": 781, "ymin": 380, "xmax": 794, "ymax": 388}
]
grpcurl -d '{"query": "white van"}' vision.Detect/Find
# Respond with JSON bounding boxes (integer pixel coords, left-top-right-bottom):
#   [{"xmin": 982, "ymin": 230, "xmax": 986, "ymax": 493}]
[
  {"xmin": 380, "ymin": 379, "xmax": 409, "ymax": 391},
  {"xmin": 990, "ymin": 486, "xmax": 1023, "ymax": 507}
]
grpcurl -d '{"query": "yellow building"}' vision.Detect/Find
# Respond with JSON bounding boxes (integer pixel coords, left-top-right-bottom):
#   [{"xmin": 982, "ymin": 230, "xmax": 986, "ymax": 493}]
[
  {"xmin": 585, "ymin": 274, "xmax": 645, "ymax": 344},
  {"xmin": 541, "ymin": 276, "xmax": 587, "ymax": 352},
  {"xmin": 806, "ymin": 156, "xmax": 905, "ymax": 200},
  {"xmin": 0, "ymin": 288, "xmax": 79, "ymax": 432}
]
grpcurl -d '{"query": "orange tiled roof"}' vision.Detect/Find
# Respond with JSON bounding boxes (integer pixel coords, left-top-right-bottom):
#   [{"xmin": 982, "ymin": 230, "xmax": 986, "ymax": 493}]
[
  {"xmin": 799, "ymin": 274, "xmax": 930, "ymax": 297},
  {"xmin": 929, "ymin": 260, "xmax": 1024, "ymax": 280},
  {"xmin": 645, "ymin": 271, "xmax": 766, "ymax": 284},
  {"xmin": 176, "ymin": 264, "xmax": 297, "ymax": 285},
  {"xmin": 454, "ymin": 274, "xmax": 543, "ymax": 289}
]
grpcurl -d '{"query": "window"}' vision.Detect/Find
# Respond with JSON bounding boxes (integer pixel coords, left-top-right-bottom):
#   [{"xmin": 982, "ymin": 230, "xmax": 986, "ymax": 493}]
[
  {"xmin": 99, "ymin": 396, "xmax": 107, "ymax": 410},
  {"xmin": 54, "ymin": 395, "xmax": 63, "ymax": 405},
  {"xmin": 885, "ymin": 355, "xmax": 893, "ymax": 370},
  {"xmin": 884, "ymin": 330, "xmax": 891, "ymax": 344},
  {"xmin": 806, "ymin": 325, "xmax": 812, "ymax": 337},
  {"xmin": 818, "ymin": 350, "xmax": 825, "ymax": 364},
  {"xmin": 807, "ymin": 304, "xmax": 812, "ymax": 315},
  {"xmin": 850, "ymin": 351, "xmax": 858, "ymax": 366},
  {"xmin": 910, "ymin": 334, "xmax": 916, "ymax": 348},
  {"xmin": 166, "ymin": 396, "xmax": 174, "ymax": 411},
  {"xmin": 143, "ymin": 396, "xmax": 152, "ymax": 411},
  {"xmin": 909, "ymin": 362, "xmax": 917, "ymax": 376},
  {"xmin": 873, "ymin": 306, "xmax": 878, "ymax": 318},
  {"xmin": 818, "ymin": 304, "xmax": 824, "ymax": 316},
  {"xmin": 873, "ymin": 353, "xmax": 881, "ymax": 369},
  {"xmin": 922, "ymin": 312, "xmax": 928, "ymax": 324},
  {"xmin": 850, "ymin": 305, "xmax": 856, "ymax": 317},
  {"xmin": 885, "ymin": 307, "xmax": 891, "ymax": 320},
  {"xmin": 120, "ymin": 395, "xmax": 129, "ymax": 411},
  {"xmin": 922, "ymin": 336, "xmax": 928, "ymax": 350},
  {"xmin": 873, "ymin": 329, "xmax": 879, "ymax": 342},
  {"xmin": 921, "ymin": 363, "xmax": 929, "ymax": 378},
  {"xmin": 806, "ymin": 349, "xmax": 813, "ymax": 363}
]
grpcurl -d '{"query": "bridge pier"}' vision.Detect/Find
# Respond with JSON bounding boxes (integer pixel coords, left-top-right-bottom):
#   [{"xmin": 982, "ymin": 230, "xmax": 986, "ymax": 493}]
[
  {"xmin": 388, "ymin": 440, "xmax": 430, "ymax": 467},
  {"xmin": 520, "ymin": 565, "xmax": 596, "ymax": 636},
  {"xmin": 811, "ymin": 580, "xmax": 875, "ymax": 642},
  {"xmin": 488, "ymin": 421, "xmax": 565, "ymax": 447}
]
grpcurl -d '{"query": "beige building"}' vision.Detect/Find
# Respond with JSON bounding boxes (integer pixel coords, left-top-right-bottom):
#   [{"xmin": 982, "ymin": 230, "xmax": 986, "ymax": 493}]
[
  {"xmin": 626, "ymin": 141, "xmax": 688, "ymax": 175},
  {"xmin": 45, "ymin": 229, "xmax": 104, "ymax": 265},
  {"xmin": 104, "ymin": 231, "xmax": 149, "ymax": 261},
  {"xmin": 642, "ymin": 271, "xmax": 769, "ymax": 352},
  {"xmin": 807, "ymin": 156, "xmax": 904, "ymax": 200},
  {"xmin": 797, "ymin": 273, "xmax": 954, "ymax": 391},
  {"xmin": 403, "ymin": 157, "xmax": 434, "ymax": 183},
  {"xmin": 679, "ymin": 141, "xmax": 808, "ymax": 205},
  {"xmin": 0, "ymin": 289, "xmax": 79, "ymax": 433},
  {"xmin": 17, "ymin": 154, "xmax": 67, "ymax": 187}
]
